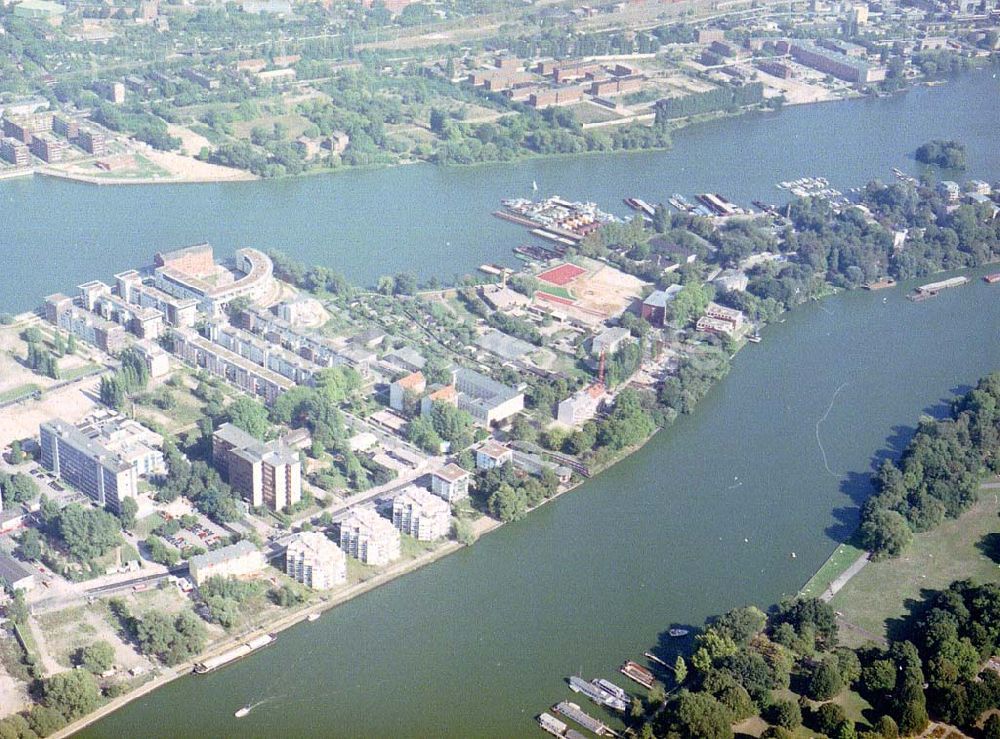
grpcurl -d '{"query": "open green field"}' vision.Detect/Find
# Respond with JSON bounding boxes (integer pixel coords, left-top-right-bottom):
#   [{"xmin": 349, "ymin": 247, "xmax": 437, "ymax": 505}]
[
  {"xmin": 830, "ymin": 490, "xmax": 1000, "ymax": 648},
  {"xmin": 535, "ymin": 285, "xmax": 573, "ymax": 300},
  {"xmin": 799, "ymin": 540, "xmax": 866, "ymax": 600}
]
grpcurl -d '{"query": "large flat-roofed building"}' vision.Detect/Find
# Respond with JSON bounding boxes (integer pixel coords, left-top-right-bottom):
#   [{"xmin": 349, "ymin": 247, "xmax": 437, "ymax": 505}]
[
  {"xmin": 430, "ymin": 463, "xmax": 470, "ymax": 503},
  {"xmin": 590, "ymin": 75, "xmax": 643, "ymax": 97},
  {"xmin": 92, "ymin": 289, "xmax": 165, "ymax": 340},
  {"xmin": 789, "ymin": 41, "xmax": 886, "ymax": 84},
  {"xmin": 453, "ymin": 367, "xmax": 524, "ymax": 427},
  {"xmin": 52, "ymin": 114, "xmax": 79, "ymax": 140},
  {"xmin": 696, "ymin": 302, "xmax": 746, "ymax": 337},
  {"xmin": 152, "ymin": 245, "xmax": 274, "ymax": 317},
  {"xmin": 0, "ymin": 553, "xmax": 36, "ymax": 592},
  {"xmin": 284, "ymin": 531, "xmax": 346, "ymax": 589},
  {"xmin": 392, "ymin": 486, "xmax": 451, "ymax": 541},
  {"xmin": 189, "ymin": 540, "xmax": 266, "ymax": 586},
  {"xmin": 212, "ymin": 423, "xmax": 301, "ymax": 511},
  {"xmin": 40, "ymin": 418, "xmax": 138, "ymax": 514},
  {"xmin": 337, "ymin": 507, "xmax": 401, "ymax": 567},
  {"xmin": 75, "ymin": 411, "xmax": 166, "ymax": 478},
  {"xmin": 172, "ymin": 328, "xmax": 292, "ymax": 405},
  {"xmin": 133, "ymin": 338, "xmax": 170, "ymax": 378},
  {"xmin": 43, "ymin": 294, "xmax": 128, "ymax": 354}
]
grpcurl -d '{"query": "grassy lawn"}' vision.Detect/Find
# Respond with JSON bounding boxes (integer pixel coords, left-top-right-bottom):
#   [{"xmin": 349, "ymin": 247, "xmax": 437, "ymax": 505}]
[
  {"xmin": 59, "ymin": 362, "xmax": 104, "ymax": 382},
  {"xmin": 0, "ymin": 383, "xmax": 40, "ymax": 404},
  {"xmin": 830, "ymin": 493, "xmax": 1000, "ymax": 648},
  {"xmin": 400, "ymin": 534, "xmax": 436, "ymax": 559},
  {"xmin": 799, "ymin": 541, "xmax": 866, "ymax": 600},
  {"xmin": 536, "ymin": 285, "xmax": 573, "ymax": 301},
  {"xmin": 564, "ymin": 102, "xmax": 623, "ymax": 125}
]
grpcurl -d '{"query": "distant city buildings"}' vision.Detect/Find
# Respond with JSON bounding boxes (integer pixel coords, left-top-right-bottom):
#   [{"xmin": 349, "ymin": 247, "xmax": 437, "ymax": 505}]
[
  {"xmin": 189, "ymin": 540, "xmax": 266, "ymax": 586},
  {"xmin": 392, "ymin": 486, "xmax": 451, "ymax": 541},
  {"xmin": 212, "ymin": 423, "xmax": 301, "ymax": 511},
  {"xmin": 337, "ymin": 507, "xmax": 401, "ymax": 566},
  {"xmin": 284, "ymin": 531, "xmax": 347, "ymax": 589}
]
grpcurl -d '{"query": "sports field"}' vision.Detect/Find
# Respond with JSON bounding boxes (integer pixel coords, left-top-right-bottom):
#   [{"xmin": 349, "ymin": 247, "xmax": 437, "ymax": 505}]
[{"xmin": 537, "ymin": 263, "xmax": 587, "ymax": 286}]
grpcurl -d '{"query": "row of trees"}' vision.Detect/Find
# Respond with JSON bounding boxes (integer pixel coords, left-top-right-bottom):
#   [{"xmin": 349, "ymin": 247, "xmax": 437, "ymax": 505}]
[
  {"xmin": 99, "ymin": 349, "xmax": 150, "ymax": 410},
  {"xmin": 654, "ymin": 83, "xmax": 765, "ymax": 122},
  {"xmin": 859, "ymin": 372, "xmax": 1000, "ymax": 558}
]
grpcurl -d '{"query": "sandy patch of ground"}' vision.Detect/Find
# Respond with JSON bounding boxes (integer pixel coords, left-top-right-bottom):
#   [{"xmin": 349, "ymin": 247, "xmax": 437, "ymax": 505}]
[
  {"xmin": 142, "ymin": 149, "xmax": 256, "ymax": 182},
  {"xmin": 167, "ymin": 124, "xmax": 213, "ymax": 157},
  {"xmin": 0, "ymin": 377, "xmax": 101, "ymax": 449},
  {"xmin": 759, "ymin": 72, "xmax": 839, "ymax": 104},
  {"xmin": 0, "ymin": 661, "xmax": 30, "ymax": 718},
  {"xmin": 35, "ymin": 606, "xmax": 153, "ymax": 675}
]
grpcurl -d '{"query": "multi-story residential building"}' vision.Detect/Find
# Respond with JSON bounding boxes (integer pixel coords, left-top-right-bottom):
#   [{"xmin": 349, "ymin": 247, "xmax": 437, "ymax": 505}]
[
  {"xmin": 52, "ymin": 114, "xmax": 79, "ymax": 140},
  {"xmin": 0, "ymin": 137, "xmax": 31, "ymax": 167},
  {"xmin": 696, "ymin": 302, "xmax": 746, "ymax": 337},
  {"xmin": 453, "ymin": 367, "xmax": 524, "ymax": 426},
  {"xmin": 431, "ymin": 463, "xmax": 470, "ymax": 503},
  {"xmin": 188, "ymin": 540, "xmax": 266, "ymax": 586},
  {"xmin": 77, "ymin": 128, "xmax": 108, "ymax": 157},
  {"xmin": 2, "ymin": 113, "xmax": 52, "ymax": 144},
  {"xmin": 152, "ymin": 244, "xmax": 274, "ymax": 317},
  {"xmin": 29, "ymin": 133, "xmax": 67, "ymax": 163},
  {"xmin": 172, "ymin": 327, "xmax": 293, "ymax": 405},
  {"xmin": 205, "ymin": 320, "xmax": 317, "ymax": 386},
  {"xmin": 389, "ymin": 371, "xmax": 426, "ymax": 412},
  {"xmin": 133, "ymin": 338, "xmax": 170, "ymax": 378},
  {"xmin": 43, "ymin": 294, "xmax": 128, "ymax": 354},
  {"xmin": 476, "ymin": 441, "xmax": 514, "ymax": 470},
  {"xmin": 40, "ymin": 419, "xmax": 138, "ymax": 514},
  {"xmin": 337, "ymin": 507, "xmax": 401, "ymax": 567},
  {"xmin": 284, "ymin": 531, "xmax": 347, "ymax": 589},
  {"xmin": 213, "ymin": 423, "xmax": 301, "ymax": 511},
  {"xmin": 114, "ymin": 270, "xmax": 198, "ymax": 328},
  {"xmin": 392, "ymin": 486, "xmax": 451, "ymax": 541}
]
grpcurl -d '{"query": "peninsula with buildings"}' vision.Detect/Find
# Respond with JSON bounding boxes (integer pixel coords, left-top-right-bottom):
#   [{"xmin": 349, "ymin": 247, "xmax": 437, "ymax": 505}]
[{"xmin": 0, "ymin": 143, "xmax": 998, "ymax": 734}]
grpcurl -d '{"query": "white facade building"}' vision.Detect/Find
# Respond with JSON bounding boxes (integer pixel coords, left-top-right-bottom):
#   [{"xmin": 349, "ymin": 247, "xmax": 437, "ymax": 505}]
[
  {"xmin": 285, "ymin": 531, "xmax": 347, "ymax": 590},
  {"xmin": 392, "ymin": 486, "xmax": 452, "ymax": 541}
]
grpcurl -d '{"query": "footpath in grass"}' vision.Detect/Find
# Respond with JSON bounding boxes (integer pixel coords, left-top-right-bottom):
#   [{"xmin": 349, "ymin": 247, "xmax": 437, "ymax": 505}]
[
  {"xmin": 830, "ymin": 492, "xmax": 1000, "ymax": 648},
  {"xmin": 799, "ymin": 540, "xmax": 866, "ymax": 601}
]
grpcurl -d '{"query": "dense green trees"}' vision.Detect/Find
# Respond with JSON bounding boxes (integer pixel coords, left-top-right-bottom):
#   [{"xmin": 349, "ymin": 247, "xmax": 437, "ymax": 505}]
[
  {"xmin": 75, "ymin": 641, "xmax": 115, "ymax": 674},
  {"xmin": 100, "ymin": 349, "xmax": 150, "ymax": 410},
  {"xmin": 859, "ymin": 373, "xmax": 1000, "ymax": 558},
  {"xmin": 0, "ymin": 472, "xmax": 38, "ymax": 505},
  {"xmin": 39, "ymin": 503, "xmax": 122, "ymax": 562},
  {"xmin": 42, "ymin": 670, "xmax": 101, "ymax": 721},
  {"xmin": 226, "ymin": 396, "xmax": 270, "ymax": 439},
  {"xmin": 654, "ymin": 82, "xmax": 764, "ymax": 122},
  {"xmin": 200, "ymin": 575, "xmax": 266, "ymax": 629},
  {"xmin": 915, "ymin": 140, "xmax": 967, "ymax": 169},
  {"xmin": 133, "ymin": 610, "xmax": 206, "ymax": 665}
]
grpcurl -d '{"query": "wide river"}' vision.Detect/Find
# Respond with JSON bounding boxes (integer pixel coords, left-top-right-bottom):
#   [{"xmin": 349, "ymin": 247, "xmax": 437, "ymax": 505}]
[{"xmin": 1, "ymin": 70, "xmax": 995, "ymax": 737}]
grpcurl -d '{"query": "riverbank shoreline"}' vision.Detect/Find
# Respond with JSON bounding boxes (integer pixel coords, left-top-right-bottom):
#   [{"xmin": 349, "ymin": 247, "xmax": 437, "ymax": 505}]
[
  {"xmin": 47, "ymin": 269, "xmax": 1000, "ymax": 737},
  {"xmin": 51, "ymin": 428, "xmax": 660, "ymax": 738}
]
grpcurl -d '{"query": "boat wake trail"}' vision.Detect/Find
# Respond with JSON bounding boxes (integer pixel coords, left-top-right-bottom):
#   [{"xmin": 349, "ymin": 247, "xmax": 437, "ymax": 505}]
[{"xmin": 816, "ymin": 383, "xmax": 849, "ymax": 478}]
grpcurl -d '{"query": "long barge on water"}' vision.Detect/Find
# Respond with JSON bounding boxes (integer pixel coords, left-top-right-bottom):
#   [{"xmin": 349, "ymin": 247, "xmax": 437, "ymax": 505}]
[
  {"xmin": 906, "ymin": 275, "xmax": 969, "ymax": 302},
  {"xmin": 193, "ymin": 633, "xmax": 276, "ymax": 674},
  {"xmin": 568, "ymin": 675, "xmax": 627, "ymax": 711},
  {"xmin": 984, "ymin": 273, "xmax": 1000, "ymax": 284}
]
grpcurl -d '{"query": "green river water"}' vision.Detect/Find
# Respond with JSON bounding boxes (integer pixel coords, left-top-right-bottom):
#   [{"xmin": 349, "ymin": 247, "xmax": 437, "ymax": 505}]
[{"xmin": 0, "ymin": 71, "xmax": 995, "ymax": 737}]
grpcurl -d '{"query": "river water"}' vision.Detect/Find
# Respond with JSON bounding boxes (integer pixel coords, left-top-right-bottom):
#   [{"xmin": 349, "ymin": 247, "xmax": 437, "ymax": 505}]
[
  {"xmin": 4, "ymin": 69, "xmax": 993, "ymax": 737},
  {"xmin": 1, "ymin": 70, "xmax": 999, "ymax": 313}
]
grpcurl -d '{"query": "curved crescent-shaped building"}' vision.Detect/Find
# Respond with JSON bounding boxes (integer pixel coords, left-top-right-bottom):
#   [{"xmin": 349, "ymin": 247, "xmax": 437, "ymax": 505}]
[{"xmin": 152, "ymin": 244, "xmax": 274, "ymax": 316}]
